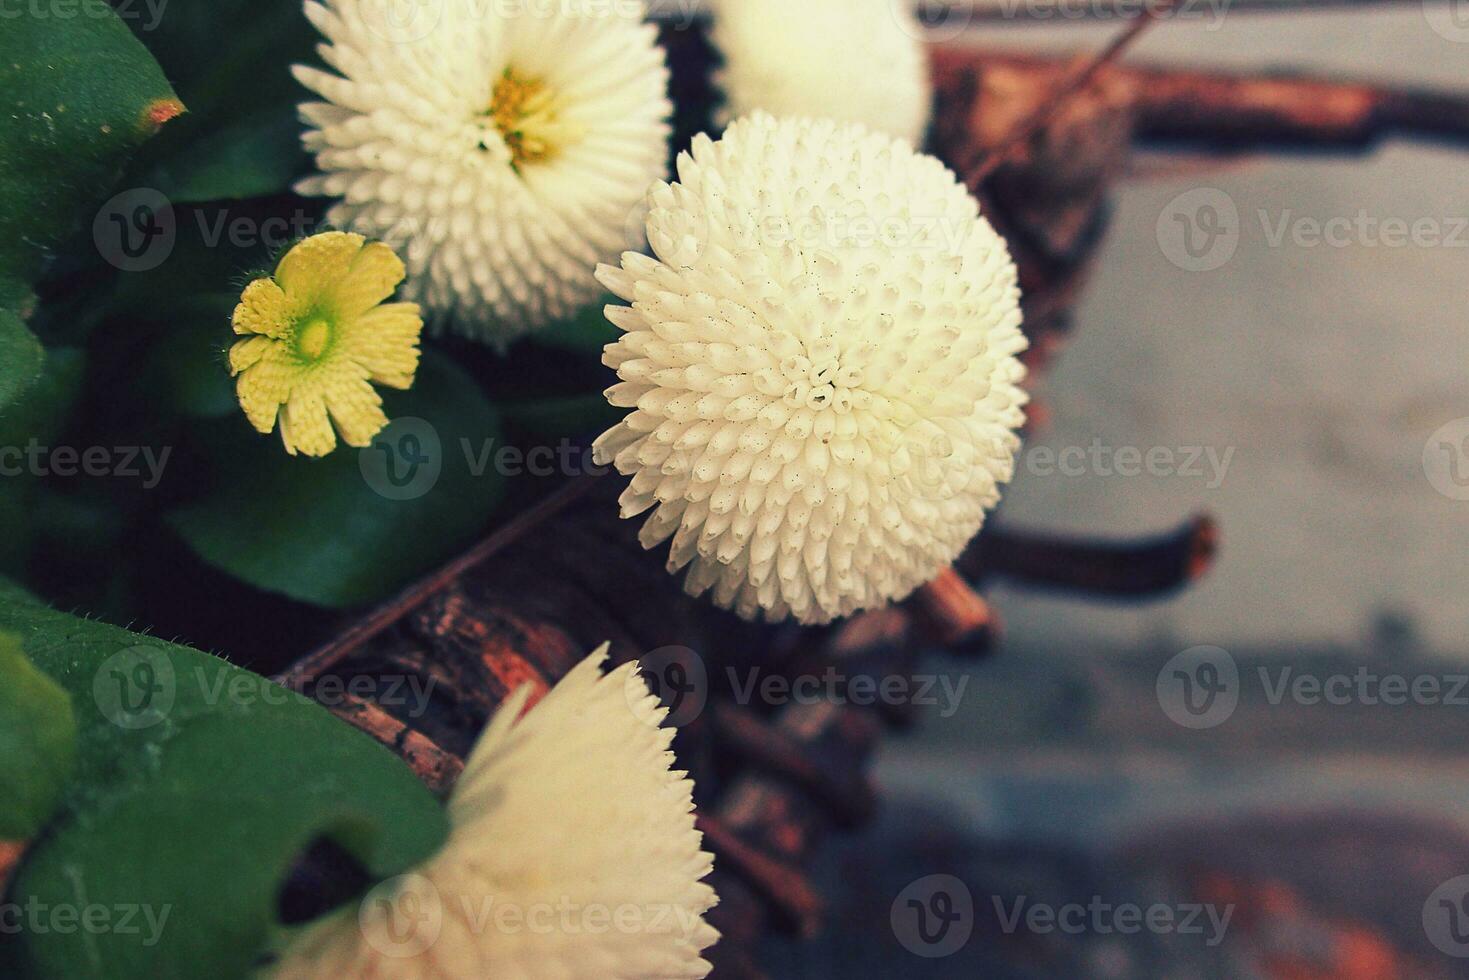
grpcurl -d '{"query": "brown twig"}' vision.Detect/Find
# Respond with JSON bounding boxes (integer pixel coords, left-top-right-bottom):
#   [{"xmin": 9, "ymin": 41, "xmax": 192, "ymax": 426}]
[
  {"xmin": 936, "ymin": 48, "xmax": 1469, "ymax": 150},
  {"xmin": 967, "ymin": 6, "xmax": 1169, "ymax": 182},
  {"xmin": 275, "ymin": 476, "xmax": 601, "ymax": 692},
  {"xmin": 964, "ymin": 513, "xmax": 1218, "ymax": 597},
  {"xmin": 914, "ymin": 0, "xmax": 1441, "ymax": 24}
]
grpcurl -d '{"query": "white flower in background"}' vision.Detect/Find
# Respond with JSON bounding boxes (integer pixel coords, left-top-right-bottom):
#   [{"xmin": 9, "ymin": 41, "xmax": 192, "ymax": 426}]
[
  {"xmin": 294, "ymin": 0, "xmax": 672, "ymax": 348},
  {"xmin": 593, "ymin": 114, "xmax": 1028, "ymax": 626},
  {"xmin": 709, "ymin": 0, "xmax": 933, "ymax": 146},
  {"xmin": 271, "ymin": 646, "xmax": 720, "ymax": 979}
]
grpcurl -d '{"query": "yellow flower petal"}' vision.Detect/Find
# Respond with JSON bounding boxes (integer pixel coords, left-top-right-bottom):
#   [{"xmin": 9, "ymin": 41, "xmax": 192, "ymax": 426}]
[
  {"xmin": 323, "ymin": 372, "xmax": 390, "ymax": 448},
  {"xmin": 279, "ymin": 393, "xmax": 337, "ymax": 457},
  {"xmin": 339, "ymin": 303, "xmax": 423, "ymax": 389},
  {"xmin": 228, "ymin": 335, "xmax": 276, "ymax": 375},
  {"xmin": 232, "ymin": 279, "xmax": 293, "ymax": 339},
  {"xmin": 274, "ymin": 232, "xmax": 366, "ymax": 308},
  {"xmin": 235, "ymin": 357, "xmax": 297, "ymax": 436},
  {"xmin": 332, "ymin": 241, "xmax": 407, "ymax": 319}
]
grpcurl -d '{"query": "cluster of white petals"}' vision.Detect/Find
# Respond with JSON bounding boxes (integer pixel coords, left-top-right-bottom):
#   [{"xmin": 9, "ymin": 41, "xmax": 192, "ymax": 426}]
[
  {"xmin": 271, "ymin": 647, "xmax": 719, "ymax": 979},
  {"xmin": 709, "ymin": 0, "xmax": 933, "ymax": 146},
  {"xmin": 594, "ymin": 113, "xmax": 1028, "ymax": 625},
  {"xmin": 295, "ymin": 0, "xmax": 672, "ymax": 347}
]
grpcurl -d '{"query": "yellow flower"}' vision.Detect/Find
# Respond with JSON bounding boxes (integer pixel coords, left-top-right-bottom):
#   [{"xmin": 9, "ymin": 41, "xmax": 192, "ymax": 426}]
[{"xmin": 230, "ymin": 232, "xmax": 423, "ymax": 457}]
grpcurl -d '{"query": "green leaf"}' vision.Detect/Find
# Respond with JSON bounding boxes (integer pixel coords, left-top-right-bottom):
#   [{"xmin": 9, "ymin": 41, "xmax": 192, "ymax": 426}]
[
  {"xmin": 530, "ymin": 296, "xmax": 620, "ymax": 355},
  {"xmin": 0, "ymin": 632, "xmax": 77, "ymax": 839},
  {"xmin": 168, "ymin": 353, "xmax": 506, "ymax": 608},
  {"xmin": 0, "ymin": 348, "xmax": 86, "ymax": 577},
  {"xmin": 124, "ymin": 0, "xmax": 320, "ymax": 202},
  {"xmin": 0, "ymin": 309, "xmax": 45, "ymax": 412},
  {"xmin": 499, "ymin": 392, "xmax": 623, "ymax": 444},
  {"xmin": 0, "ymin": 581, "xmax": 449, "ymax": 979},
  {"xmin": 0, "ymin": 0, "xmax": 182, "ymax": 308},
  {"xmin": 147, "ymin": 111, "xmax": 309, "ymax": 205}
]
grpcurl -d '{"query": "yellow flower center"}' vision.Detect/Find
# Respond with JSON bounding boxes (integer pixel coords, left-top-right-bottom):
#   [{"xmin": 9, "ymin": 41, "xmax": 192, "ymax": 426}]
[
  {"xmin": 487, "ymin": 68, "xmax": 582, "ymax": 169},
  {"xmin": 296, "ymin": 317, "xmax": 334, "ymax": 362}
]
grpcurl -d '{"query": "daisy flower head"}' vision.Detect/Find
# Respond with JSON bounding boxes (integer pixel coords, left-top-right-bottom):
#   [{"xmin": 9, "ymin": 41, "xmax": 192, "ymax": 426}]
[
  {"xmin": 230, "ymin": 231, "xmax": 423, "ymax": 457},
  {"xmin": 270, "ymin": 645, "xmax": 720, "ymax": 979},
  {"xmin": 294, "ymin": 0, "xmax": 673, "ymax": 348},
  {"xmin": 710, "ymin": 0, "xmax": 933, "ymax": 146},
  {"xmin": 593, "ymin": 113, "xmax": 1028, "ymax": 625}
]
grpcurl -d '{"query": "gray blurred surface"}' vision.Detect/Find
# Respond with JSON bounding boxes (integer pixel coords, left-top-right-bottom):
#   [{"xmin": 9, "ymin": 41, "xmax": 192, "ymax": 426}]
[{"xmin": 964, "ymin": 11, "xmax": 1469, "ymax": 653}]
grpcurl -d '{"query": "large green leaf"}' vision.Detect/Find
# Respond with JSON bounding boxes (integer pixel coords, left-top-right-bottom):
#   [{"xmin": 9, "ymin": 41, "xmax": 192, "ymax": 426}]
[
  {"xmin": 0, "ymin": 632, "xmax": 77, "ymax": 839},
  {"xmin": 151, "ymin": 112, "xmax": 310, "ymax": 205},
  {"xmin": 0, "ymin": 349, "xmax": 86, "ymax": 578},
  {"xmin": 0, "ymin": 0, "xmax": 181, "ymax": 402},
  {"xmin": 0, "ymin": 581, "xmax": 449, "ymax": 979},
  {"xmin": 124, "ymin": 0, "xmax": 319, "ymax": 202},
  {"xmin": 0, "ymin": 310, "xmax": 45, "ymax": 412},
  {"xmin": 168, "ymin": 353, "xmax": 506, "ymax": 608},
  {"xmin": 531, "ymin": 295, "xmax": 620, "ymax": 356}
]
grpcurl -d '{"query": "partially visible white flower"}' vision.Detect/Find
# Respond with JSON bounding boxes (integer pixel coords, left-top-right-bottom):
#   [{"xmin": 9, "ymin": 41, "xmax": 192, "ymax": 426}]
[
  {"xmin": 709, "ymin": 0, "xmax": 932, "ymax": 146},
  {"xmin": 294, "ymin": 0, "xmax": 672, "ymax": 347},
  {"xmin": 271, "ymin": 646, "xmax": 720, "ymax": 979},
  {"xmin": 593, "ymin": 113, "xmax": 1028, "ymax": 625}
]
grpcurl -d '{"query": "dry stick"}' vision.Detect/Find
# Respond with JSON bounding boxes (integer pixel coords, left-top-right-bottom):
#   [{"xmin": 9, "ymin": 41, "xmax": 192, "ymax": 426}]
[
  {"xmin": 276, "ymin": 475, "xmax": 603, "ymax": 691},
  {"xmin": 967, "ymin": 6, "xmax": 1170, "ymax": 183},
  {"xmin": 919, "ymin": 0, "xmax": 1437, "ymax": 22}
]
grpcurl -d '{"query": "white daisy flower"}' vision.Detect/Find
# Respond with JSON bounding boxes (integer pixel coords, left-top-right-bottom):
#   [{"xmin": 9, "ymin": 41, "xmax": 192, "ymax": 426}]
[
  {"xmin": 294, "ymin": 0, "xmax": 673, "ymax": 347},
  {"xmin": 709, "ymin": 0, "xmax": 933, "ymax": 146},
  {"xmin": 271, "ymin": 646, "xmax": 720, "ymax": 979},
  {"xmin": 593, "ymin": 113, "xmax": 1028, "ymax": 625}
]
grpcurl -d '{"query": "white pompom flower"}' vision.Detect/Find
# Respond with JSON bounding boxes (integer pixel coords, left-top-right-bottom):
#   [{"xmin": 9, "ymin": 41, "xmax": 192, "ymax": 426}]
[
  {"xmin": 709, "ymin": 0, "xmax": 933, "ymax": 146},
  {"xmin": 593, "ymin": 114, "xmax": 1027, "ymax": 626},
  {"xmin": 271, "ymin": 646, "xmax": 720, "ymax": 979},
  {"xmin": 294, "ymin": 0, "xmax": 672, "ymax": 347}
]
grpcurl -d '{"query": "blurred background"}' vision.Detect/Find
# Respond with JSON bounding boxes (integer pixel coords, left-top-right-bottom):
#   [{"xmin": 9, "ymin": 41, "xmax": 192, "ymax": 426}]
[{"xmin": 765, "ymin": 7, "xmax": 1469, "ymax": 977}]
